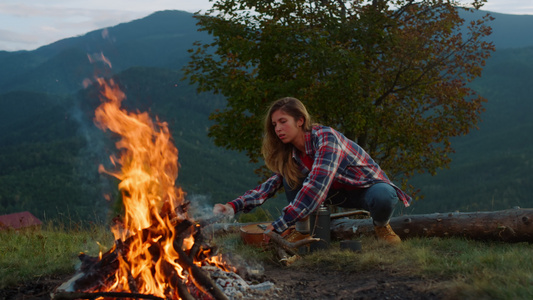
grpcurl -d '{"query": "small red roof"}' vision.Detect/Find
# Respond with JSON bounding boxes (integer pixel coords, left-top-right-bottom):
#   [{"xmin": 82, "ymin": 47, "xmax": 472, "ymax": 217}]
[{"xmin": 0, "ymin": 211, "xmax": 42, "ymax": 230}]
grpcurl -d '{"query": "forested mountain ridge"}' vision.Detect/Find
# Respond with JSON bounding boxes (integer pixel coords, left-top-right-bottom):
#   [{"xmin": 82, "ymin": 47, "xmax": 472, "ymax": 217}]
[
  {"xmin": 0, "ymin": 10, "xmax": 207, "ymax": 95},
  {"xmin": 408, "ymin": 46, "xmax": 533, "ymax": 214},
  {"xmin": 0, "ymin": 9, "xmax": 532, "ymax": 221}
]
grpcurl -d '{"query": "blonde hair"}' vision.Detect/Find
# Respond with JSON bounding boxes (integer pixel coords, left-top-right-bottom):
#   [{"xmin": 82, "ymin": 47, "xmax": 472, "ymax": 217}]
[{"xmin": 261, "ymin": 97, "xmax": 313, "ymax": 188}]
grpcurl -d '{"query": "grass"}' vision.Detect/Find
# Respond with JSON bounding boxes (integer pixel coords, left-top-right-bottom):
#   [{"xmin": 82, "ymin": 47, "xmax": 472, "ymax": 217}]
[
  {"xmin": 1, "ymin": 223, "xmax": 533, "ymax": 299},
  {"xmin": 217, "ymin": 234, "xmax": 533, "ymax": 300},
  {"xmin": 0, "ymin": 222, "xmax": 114, "ymax": 288}
]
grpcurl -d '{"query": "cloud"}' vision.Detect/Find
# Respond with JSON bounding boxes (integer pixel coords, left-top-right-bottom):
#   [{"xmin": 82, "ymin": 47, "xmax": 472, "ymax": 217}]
[
  {"xmin": 0, "ymin": 28, "xmax": 41, "ymax": 51},
  {"xmin": 0, "ymin": 4, "xmax": 149, "ymax": 50},
  {"xmin": 0, "ymin": 0, "xmax": 531, "ymax": 51},
  {"xmin": 483, "ymin": 0, "xmax": 533, "ymax": 15}
]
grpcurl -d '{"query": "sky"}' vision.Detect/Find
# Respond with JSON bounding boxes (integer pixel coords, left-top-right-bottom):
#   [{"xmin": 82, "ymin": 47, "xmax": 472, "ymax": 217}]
[{"xmin": 1, "ymin": 0, "xmax": 532, "ymax": 52}]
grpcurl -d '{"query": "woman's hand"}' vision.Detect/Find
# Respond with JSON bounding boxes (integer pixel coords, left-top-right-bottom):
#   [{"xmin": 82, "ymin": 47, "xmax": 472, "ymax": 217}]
[
  {"xmin": 213, "ymin": 203, "xmax": 235, "ymax": 217},
  {"xmin": 263, "ymin": 224, "xmax": 275, "ymax": 235}
]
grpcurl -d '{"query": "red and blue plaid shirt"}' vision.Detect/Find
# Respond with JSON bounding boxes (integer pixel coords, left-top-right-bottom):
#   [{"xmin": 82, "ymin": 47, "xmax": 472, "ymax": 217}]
[{"xmin": 229, "ymin": 125, "xmax": 412, "ymax": 232}]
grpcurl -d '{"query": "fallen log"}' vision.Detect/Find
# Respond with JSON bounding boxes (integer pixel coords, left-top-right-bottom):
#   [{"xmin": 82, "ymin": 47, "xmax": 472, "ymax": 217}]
[
  {"xmin": 209, "ymin": 208, "xmax": 533, "ymax": 243},
  {"xmin": 331, "ymin": 207, "xmax": 533, "ymax": 243}
]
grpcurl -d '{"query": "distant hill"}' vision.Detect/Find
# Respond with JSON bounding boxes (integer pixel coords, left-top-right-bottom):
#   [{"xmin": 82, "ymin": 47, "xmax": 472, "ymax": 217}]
[
  {"xmin": 408, "ymin": 46, "xmax": 533, "ymax": 214},
  {"xmin": 0, "ymin": 67, "xmax": 262, "ymax": 222},
  {"xmin": 0, "ymin": 10, "xmax": 209, "ymax": 95},
  {"xmin": 1, "ymin": 9, "xmax": 532, "ymax": 95},
  {"xmin": 0, "ymin": 9, "xmax": 532, "ymax": 221},
  {"xmin": 462, "ymin": 10, "xmax": 533, "ymax": 49}
]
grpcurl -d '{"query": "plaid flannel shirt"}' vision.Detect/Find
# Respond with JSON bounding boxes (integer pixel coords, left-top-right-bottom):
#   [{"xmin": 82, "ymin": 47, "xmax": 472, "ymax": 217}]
[{"xmin": 228, "ymin": 125, "xmax": 412, "ymax": 233}]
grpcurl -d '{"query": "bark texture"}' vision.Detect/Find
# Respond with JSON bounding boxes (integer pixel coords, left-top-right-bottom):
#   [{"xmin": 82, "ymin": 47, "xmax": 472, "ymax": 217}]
[{"xmin": 331, "ymin": 208, "xmax": 533, "ymax": 243}]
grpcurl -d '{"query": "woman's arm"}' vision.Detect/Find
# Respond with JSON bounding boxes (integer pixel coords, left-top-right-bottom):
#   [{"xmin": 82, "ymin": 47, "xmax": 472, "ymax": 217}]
[
  {"xmin": 272, "ymin": 129, "xmax": 345, "ymax": 232},
  {"xmin": 226, "ymin": 173, "xmax": 283, "ymax": 214}
]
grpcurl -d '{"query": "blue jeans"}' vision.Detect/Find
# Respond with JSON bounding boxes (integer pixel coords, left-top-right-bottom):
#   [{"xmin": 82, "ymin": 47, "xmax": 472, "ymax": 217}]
[{"xmin": 284, "ymin": 180, "xmax": 398, "ymax": 226}]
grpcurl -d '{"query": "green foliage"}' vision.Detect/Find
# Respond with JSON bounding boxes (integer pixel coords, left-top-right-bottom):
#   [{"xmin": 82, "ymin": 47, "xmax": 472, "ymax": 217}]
[{"xmin": 184, "ymin": 0, "xmax": 495, "ymax": 193}]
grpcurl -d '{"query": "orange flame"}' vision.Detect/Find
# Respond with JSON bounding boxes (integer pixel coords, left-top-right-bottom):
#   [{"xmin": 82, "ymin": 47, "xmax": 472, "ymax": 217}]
[{"xmin": 93, "ymin": 78, "xmax": 189, "ymax": 298}]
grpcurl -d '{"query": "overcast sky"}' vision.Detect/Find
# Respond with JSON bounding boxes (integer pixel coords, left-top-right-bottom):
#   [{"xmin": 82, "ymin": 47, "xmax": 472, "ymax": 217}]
[{"xmin": 1, "ymin": 0, "xmax": 532, "ymax": 51}]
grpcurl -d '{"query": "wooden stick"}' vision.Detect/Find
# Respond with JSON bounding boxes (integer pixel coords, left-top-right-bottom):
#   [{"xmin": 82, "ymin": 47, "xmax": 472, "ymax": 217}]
[
  {"xmin": 189, "ymin": 224, "xmax": 204, "ymax": 260},
  {"xmin": 173, "ymin": 273, "xmax": 196, "ymax": 300},
  {"xmin": 330, "ymin": 210, "xmax": 370, "ymax": 219},
  {"xmin": 173, "ymin": 225, "xmax": 229, "ymax": 300},
  {"xmin": 266, "ymin": 231, "xmax": 320, "ymax": 253},
  {"xmin": 52, "ymin": 291, "xmax": 165, "ymax": 300}
]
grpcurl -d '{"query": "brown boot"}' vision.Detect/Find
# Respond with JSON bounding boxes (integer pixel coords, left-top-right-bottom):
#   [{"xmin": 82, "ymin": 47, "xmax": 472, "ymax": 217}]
[{"xmin": 374, "ymin": 223, "xmax": 401, "ymax": 245}]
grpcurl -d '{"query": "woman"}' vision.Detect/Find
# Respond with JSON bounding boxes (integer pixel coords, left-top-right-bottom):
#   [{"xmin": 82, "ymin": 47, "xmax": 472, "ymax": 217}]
[{"xmin": 214, "ymin": 97, "xmax": 411, "ymax": 244}]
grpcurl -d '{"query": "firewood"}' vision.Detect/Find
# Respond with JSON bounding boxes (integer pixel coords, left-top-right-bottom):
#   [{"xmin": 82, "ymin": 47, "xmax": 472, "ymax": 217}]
[
  {"xmin": 173, "ymin": 233, "xmax": 229, "ymax": 300},
  {"xmin": 52, "ymin": 291, "xmax": 165, "ymax": 300},
  {"xmin": 330, "ymin": 208, "xmax": 533, "ymax": 242},
  {"xmin": 172, "ymin": 273, "xmax": 196, "ymax": 300},
  {"xmin": 266, "ymin": 230, "xmax": 321, "ymax": 254},
  {"xmin": 57, "ymin": 214, "xmax": 241, "ymax": 300}
]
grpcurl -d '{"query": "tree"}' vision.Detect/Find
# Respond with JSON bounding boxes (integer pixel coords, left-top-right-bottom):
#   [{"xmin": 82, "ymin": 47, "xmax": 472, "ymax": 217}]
[{"xmin": 183, "ymin": 0, "xmax": 494, "ymax": 193}]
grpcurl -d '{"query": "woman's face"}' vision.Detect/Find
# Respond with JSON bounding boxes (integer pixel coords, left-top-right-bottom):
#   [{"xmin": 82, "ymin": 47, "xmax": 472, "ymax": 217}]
[{"xmin": 271, "ymin": 109, "xmax": 304, "ymax": 145}]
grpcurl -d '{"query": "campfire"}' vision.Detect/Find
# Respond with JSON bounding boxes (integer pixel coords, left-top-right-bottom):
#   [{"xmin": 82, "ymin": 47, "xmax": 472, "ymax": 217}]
[{"xmin": 52, "ymin": 78, "xmax": 265, "ymax": 300}]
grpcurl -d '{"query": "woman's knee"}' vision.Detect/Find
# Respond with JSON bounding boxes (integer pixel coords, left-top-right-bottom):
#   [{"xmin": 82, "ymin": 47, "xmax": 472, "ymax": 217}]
[
  {"xmin": 364, "ymin": 183, "xmax": 398, "ymax": 224},
  {"xmin": 366, "ymin": 183, "xmax": 398, "ymax": 208}
]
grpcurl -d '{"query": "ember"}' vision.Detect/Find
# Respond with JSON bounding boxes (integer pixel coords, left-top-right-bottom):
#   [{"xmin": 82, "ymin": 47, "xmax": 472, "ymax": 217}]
[{"xmin": 52, "ymin": 78, "xmax": 271, "ymax": 300}]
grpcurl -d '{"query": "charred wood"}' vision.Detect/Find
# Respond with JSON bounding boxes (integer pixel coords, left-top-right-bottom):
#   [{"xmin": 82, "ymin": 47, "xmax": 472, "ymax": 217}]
[
  {"xmin": 52, "ymin": 291, "xmax": 165, "ymax": 300},
  {"xmin": 173, "ymin": 229, "xmax": 229, "ymax": 300}
]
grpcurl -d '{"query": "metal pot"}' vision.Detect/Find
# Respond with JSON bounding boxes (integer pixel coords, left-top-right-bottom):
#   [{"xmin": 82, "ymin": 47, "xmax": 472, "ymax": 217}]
[{"xmin": 239, "ymin": 222, "xmax": 271, "ymax": 248}]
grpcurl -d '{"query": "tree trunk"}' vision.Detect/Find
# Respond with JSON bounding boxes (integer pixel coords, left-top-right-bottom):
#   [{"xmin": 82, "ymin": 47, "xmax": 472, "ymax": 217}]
[{"xmin": 331, "ymin": 208, "xmax": 533, "ymax": 243}]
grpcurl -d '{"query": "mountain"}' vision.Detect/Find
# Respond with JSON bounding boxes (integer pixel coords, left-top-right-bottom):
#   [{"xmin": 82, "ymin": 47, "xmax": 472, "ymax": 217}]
[
  {"xmin": 0, "ymin": 66, "xmax": 264, "ymax": 222},
  {"xmin": 2, "ymin": 9, "xmax": 532, "ymax": 96},
  {"xmin": 0, "ymin": 11, "xmax": 260, "ymax": 222},
  {"xmin": 408, "ymin": 46, "xmax": 533, "ymax": 214},
  {"xmin": 0, "ymin": 10, "xmax": 209, "ymax": 95},
  {"xmin": 463, "ymin": 10, "xmax": 533, "ymax": 49},
  {"xmin": 0, "ymin": 9, "xmax": 532, "ymax": 221}
]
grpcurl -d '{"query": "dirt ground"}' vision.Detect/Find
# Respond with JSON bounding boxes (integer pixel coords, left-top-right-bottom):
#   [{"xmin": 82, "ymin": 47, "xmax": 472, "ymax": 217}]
[
  {"xmin": 262, "ymin": 263, "xmax": 442, "ymax": 300},
  {"xmin": 0, "ymin": 264, "xmax": 442, "ymax": 300}
]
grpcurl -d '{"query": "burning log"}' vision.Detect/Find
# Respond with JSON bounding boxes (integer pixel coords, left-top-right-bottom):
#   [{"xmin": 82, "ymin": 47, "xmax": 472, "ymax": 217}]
[
  {"xmin": 173, "ymin": 220, "xmax": 229, "ymax": 300},
  {"xmin": 52, "ymin": 291, "xmax": 165, "ymax": 300},
  {"xmin": 331, "ymin": 207, "xmax": 533, "ymax": 242},
  {"xmin": 53, "ymin": 217, "xmax": 230, "ymax": 300}
]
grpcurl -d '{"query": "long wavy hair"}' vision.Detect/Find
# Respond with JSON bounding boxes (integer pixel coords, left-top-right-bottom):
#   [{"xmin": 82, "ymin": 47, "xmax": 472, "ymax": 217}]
[{"xmin": 261, "ymin": 97, "xmax": 313, "ymax": 188}]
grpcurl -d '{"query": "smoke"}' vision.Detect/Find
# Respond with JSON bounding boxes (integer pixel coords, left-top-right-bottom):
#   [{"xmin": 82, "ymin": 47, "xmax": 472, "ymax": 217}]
[
  {"xmin": 187, "ymin": 194, "xmax": 221, "ymax": 221},
  {"xmin": 69, "ymin": 91, "xmax": 117, "ymax": 223}
]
